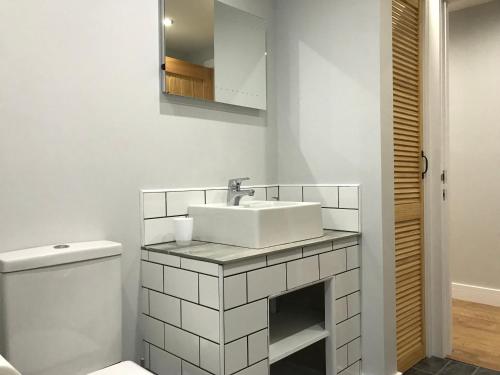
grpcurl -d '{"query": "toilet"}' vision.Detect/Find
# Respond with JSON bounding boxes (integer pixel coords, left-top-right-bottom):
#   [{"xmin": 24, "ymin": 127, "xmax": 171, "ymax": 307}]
[{"xmin": 0, "ymin": 241, "xmax": 152, "ymax": 375}]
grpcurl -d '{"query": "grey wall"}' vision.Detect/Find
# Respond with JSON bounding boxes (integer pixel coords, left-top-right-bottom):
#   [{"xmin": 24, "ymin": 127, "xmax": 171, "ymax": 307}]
[
  {"xmin": 449, "ymin": 1, "xmax": 500, "ymax": 290},
  {"xmin": 273, "ymin": 1, "xmax": 396, "ymax": 374},
  {"xmin": 0, "ymin": 0, "xmax": 275, "ymax": 360}
]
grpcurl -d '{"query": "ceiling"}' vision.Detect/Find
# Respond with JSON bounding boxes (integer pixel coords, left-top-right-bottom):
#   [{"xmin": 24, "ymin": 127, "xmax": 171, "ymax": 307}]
[
  {"xmin": 165, "ymin": 0, "xmax": 214, "ymax": 56},
  {"xmin": 448, "ymin": 0, "xmax": 497, "ymax": 12}
]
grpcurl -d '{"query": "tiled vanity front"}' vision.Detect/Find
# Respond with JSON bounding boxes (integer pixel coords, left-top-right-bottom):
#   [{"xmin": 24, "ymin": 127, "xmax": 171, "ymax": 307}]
[{"xmin": 141, "ymin": 233, "xmax": 361, "ymax": 375}]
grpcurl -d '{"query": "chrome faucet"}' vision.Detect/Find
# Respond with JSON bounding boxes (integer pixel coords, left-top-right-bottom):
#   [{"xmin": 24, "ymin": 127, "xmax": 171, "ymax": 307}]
[{"xmin": 227, "ymin": 177, "xmax": 255, "ymax": 206}]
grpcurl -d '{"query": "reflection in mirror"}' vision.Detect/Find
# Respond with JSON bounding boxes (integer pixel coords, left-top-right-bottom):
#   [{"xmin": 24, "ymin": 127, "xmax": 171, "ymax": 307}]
[
  {"xmin": 163, "ymin": 0, "xmax": 215, "ymax": 101},
  {"xmin": 162, "ymin": 0, "xmax": 267, "ymax": 110}
]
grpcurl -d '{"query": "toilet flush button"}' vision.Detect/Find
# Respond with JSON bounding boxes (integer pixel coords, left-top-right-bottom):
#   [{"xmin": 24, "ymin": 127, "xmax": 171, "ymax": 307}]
[{"xmin": 53, "ymin": 244, "xmax": 70, "ymax": 249}]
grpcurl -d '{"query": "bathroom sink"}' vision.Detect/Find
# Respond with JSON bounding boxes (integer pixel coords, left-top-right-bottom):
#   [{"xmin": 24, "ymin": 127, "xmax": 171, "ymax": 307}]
[{"xmin": 188, "ymin": 201, "xmax": 323, "ymax": 248}]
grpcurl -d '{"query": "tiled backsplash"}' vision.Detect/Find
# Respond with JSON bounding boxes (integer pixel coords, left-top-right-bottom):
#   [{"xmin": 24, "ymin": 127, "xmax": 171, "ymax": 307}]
[{"xmin": 141, "ymin": 185, "xmax": 361, "ymax": 246}]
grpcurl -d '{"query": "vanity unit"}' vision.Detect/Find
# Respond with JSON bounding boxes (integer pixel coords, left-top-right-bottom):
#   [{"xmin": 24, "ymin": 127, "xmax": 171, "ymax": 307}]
[{"xmin": 141, "ymin": 231, "xmax": 361, "ymax": 375}]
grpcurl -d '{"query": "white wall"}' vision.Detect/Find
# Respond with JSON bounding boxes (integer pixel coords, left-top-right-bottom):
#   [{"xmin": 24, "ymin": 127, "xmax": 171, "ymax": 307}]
[
  {"xmin": 0, "ymin": 0, "xmax": 274, "ymax": 361},
  {"xmin": 273, "ymin": 1, "xmax": 397, "ymax": 375},
  {"xmin": 448, "ymin": 0, "xmax": 500, "ymax": 291}
]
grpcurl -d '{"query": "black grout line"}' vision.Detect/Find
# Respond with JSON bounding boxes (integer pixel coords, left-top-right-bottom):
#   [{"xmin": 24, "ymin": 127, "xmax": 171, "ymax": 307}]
[
  {"xmin": 337, "ymin": 359, "xmax": 362, "ymax": 375},
  {"xmin": 321, "ymin": 206, "xmax": 359, "ymax": 211},
  {"xmin": 145, "ymin": 340, "xmax": 217, "ymax": 375},
  {"xmin": 336, "ymin": 290, "xmax": 361, "ymax": 301},
  {"xmin": 144, "ymin": 286, "xmax": 220, "ymax": 313},
  {"xmin": 230, "ymin": 359, "xmax": 268, "ymax": 375},
  {"xmin": 224, "ymin": 326, "xmax": 269, "ymax": 346},
  {"xmin": 223, "ymin": 297, "xmax": 268, "ymax": 313},
  {"xmin": 146, "ymin": 314, "xmax": 221, "ymax": 346},
  {"xmin": 143, "ymin": 259, "xmax": 219, "ymax": 279},
  {"xmin": 336, "ymin": 335, "xmax": 362, "ymax": 352},
  {"xmin": 336, "ymin": 313, "xmax": 361, "ymax": 326}
]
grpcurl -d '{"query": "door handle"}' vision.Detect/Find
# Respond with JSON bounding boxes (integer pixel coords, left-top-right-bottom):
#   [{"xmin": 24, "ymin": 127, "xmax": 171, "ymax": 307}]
[{"xmin": 422, "ymin": 151, "xmax": 429, "ymax": 179}]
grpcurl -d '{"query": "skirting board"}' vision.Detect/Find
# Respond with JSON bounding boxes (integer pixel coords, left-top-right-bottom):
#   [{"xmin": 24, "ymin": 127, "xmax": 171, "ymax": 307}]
[{"xmin": 452, "ymin": 282, "xmax": 500, "ymax": 307}]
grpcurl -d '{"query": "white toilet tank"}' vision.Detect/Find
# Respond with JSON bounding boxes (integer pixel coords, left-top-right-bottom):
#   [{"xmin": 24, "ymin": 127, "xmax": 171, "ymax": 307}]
[{"xmin": 0, "ymin": 241, "xmax": 122, "ymax": 375}]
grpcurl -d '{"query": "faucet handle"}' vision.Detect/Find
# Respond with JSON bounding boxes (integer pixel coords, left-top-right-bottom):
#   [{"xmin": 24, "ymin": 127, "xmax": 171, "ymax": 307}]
[{"xmin": 228, "ymin": 177, "xmax": 250, "ymax": 189}]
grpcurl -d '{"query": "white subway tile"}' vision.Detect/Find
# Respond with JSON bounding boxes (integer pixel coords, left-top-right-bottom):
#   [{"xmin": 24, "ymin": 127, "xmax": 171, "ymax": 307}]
[
  {"xmin": 200, "ymin": 275, "xmax": 220, "ymax": 309},
  {"xmin": 278, "ymin": 186, "xmax": 302, "ymax": 202},
  {"xmin": 181, "ymin": 258, "xmax": 219, "ymax": 276},
  {"xmin": 336, "ymin": 269, "xmax": 360, "ymax": 298},
  {"xmin": 337, "ymin": 345, "xmax": 348, "ymax": 373},
  {"xmin": 224, "ymin": 274, "xmax": 247, "ymax": 309},
  {"xmin": 167, "ymin": 190, "xmax": 205, "ymax": 216},
  {"xmin": 303, "ymin": 186, "xmax": 339, "ymax": 208},
  {"xmin": 141, "ymin": 288, "xmax": 149, "ymax": 314},
  {"xmin": 320, "ymin": 249, "xmax": 347, "ymax": 279},
  {"xmin": 348, "ymin": 291, "xmax": 361, "ymax": 317},
  {"xmin": 143, "ymin": 315, "xmax": 164, "ymax": 348},
  {"xmin": 339, "ymin": 187, "xmax": 359, "ymax": 209},
  {"xmin": 150, "ymin": 290, "xmax": 181, "ymax": 327},
  {"xmin": 181, "ymin": 301, "xmax": 220, "ymax": 342},
  {"xmin": 143, "ymin": 193, "xmax": 166, "ymax": 219},
  {"xmin": 266, "ymin": 186, "xmax": 279, "ymax": 201},
  {"xmin": 224, "ymin": 299, "xmax": 267, "ymax": 342},
  {"xmin": 267, "ymin": 248, "xmax": 302, "ymax": 266},
  {"xmin": 150, "ymin": 346, "xmax": 181, "ymax": 375},
  {"xmin": 336, "ymin": 315, "xmax": 361, "ymax": 348},
  {"xmin": 248, "ymin": 329, "xmax": 268, "ymax": 365},
  {"xmin": 200, "ymin": 338, "xmax": 220, "ymax": 375},
  {"xmin": 346, "ymin": 245, "xmax": 360, "ymax": 270},
  {"xmin": 225, "ymin": 338, "xmax": 247, "ymax": 375},
  {"xmin": 336, "ymin": 297, "xmax": 348, "ymax": 324},
  {"xmin": 322, "ymin": 209, "xmax": 359, "ymax": 232},
  {"xmin": 342, "ymin": 360, "xmax": 361, "ymax": 375},
  {"xmin": 333, "ymin": 238, "xmax": 359, "ymax": 250},
  {"xmin": 286, "ymin": 256, "xmax": 320, "ymax": 290},
  {"xmin": 149, "ymin": 251, "xmax": 181, "ymax": 267},
  {"xmin": 303, "ymin": 242, "xmax": 333, "ymax": 257},
  {"xmin": 164, "ymin": 267, "xmax": 198, "ymax": 303},
  {"xmin": 247, "ymin": 264, "xmax": 286, "ymax": 301},
  {"xmin": 348, "ymin": 337, "xmax": 361, "ymax": 364},
  {"xmin": 206, "ymin": 189, "xmax": 227, "ymax": 204},
  {"xmin": 182, "ymin": 361, "xmax": 212, "ymax": 375},
  {"xmin": 224, "ymin": 257, "xmax": 266, "ymax": 277},
  {"xmin": 144, "ymin": 217, "xmax": 175, "ymax": 245},
  {"xmin": 142, "ymin": 261, "xmax": 163, "ymax": 292},
  {"xmin": 164, "ymin": 324, "xmax": 200, "ymax": 365},
  {"xmin": 237, "ymin": 360, "xmax": 268, "ymax": 375}
]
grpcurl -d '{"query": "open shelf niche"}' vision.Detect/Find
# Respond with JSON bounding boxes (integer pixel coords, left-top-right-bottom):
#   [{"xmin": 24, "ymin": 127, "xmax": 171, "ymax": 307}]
[{"xmin": 269, "ymin": 281, "xmax": 332, "ymax": 374}]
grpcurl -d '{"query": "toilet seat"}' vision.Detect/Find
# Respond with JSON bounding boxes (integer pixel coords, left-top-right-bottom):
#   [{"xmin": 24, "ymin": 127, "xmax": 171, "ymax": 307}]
[{"xmin": 88, "ymin": 361, "xmax": 152, "ymax": 375}]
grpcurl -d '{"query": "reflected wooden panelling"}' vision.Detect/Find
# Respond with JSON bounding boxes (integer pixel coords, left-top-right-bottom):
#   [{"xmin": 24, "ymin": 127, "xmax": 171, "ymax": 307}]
[{"xmin": 165, "ymin": 57, "xmax": 214, "ymax": 101}]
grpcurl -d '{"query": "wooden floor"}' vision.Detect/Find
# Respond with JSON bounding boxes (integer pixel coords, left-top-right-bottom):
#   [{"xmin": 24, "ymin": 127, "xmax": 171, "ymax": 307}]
[{"xmin": 450, "ymin": 299, "xmax": 500, "ymax": 371}]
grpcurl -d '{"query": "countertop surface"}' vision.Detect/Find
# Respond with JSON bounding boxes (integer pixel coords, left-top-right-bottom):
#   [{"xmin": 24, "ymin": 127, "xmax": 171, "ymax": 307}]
[{"xmin": 143, "ymin": 230, "xmax": 360, "ymax": 265}]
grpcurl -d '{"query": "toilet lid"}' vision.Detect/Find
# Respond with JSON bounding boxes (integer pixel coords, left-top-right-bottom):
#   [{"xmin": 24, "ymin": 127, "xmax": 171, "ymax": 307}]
[{"xmin": 88, "ymin": 361, "xmax": 152, "ymax": 375}]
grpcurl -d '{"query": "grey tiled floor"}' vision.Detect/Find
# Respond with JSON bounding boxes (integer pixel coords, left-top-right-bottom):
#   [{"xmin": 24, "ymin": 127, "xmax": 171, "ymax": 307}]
[{"xmin": 405, "ymin": 357, "xmax": 500, "ymax": 375}]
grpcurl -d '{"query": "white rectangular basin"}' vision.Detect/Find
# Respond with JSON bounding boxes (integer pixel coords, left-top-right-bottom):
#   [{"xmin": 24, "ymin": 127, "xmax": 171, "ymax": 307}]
[{"xmin": 188, "ymin": 201, "xmax": 323, "ymax": 248}]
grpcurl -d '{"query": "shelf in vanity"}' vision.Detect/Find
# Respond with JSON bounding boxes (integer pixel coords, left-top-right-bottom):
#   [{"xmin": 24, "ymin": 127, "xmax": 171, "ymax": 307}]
[
  {"xmin": 269, "ymin": 282, "xmax": 329, "ymax": 365},
  {"xmin": 269, "ymin": 320, "xmax": 329, "ymax": 364}
]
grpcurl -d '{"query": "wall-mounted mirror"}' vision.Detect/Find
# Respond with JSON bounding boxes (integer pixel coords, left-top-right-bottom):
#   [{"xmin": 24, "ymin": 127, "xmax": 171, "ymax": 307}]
[{"xmin": 161, "ymin": 0, "xmax": 267, "ymax": 110}]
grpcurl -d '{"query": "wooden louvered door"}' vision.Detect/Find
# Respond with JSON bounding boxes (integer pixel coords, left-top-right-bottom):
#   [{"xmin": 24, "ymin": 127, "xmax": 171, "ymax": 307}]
[{"xmin": 392, "ymin": 0, "xmax": 426, "ymax": 372}]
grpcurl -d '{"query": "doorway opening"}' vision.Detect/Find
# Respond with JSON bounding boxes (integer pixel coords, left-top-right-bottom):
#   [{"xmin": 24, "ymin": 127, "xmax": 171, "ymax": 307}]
[{"xmin": 445, "ymin": 0, "xmax": 500, "ymax": 370}]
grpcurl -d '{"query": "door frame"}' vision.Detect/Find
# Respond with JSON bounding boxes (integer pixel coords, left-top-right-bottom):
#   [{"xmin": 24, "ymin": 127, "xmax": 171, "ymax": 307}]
[{"xmin": 422, "ymin": 0, "xmax": 452, "ymax": 359}]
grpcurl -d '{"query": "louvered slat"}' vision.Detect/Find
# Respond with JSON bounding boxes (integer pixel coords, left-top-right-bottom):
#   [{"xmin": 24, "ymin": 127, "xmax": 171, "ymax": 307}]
[{"xmin": 393, "ymin": 0, "xmax": 425, "ymax": 372}]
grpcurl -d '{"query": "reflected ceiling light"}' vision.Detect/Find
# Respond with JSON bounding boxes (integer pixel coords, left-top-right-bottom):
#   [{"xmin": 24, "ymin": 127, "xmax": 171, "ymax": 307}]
[{"xmin": 164, "ymin": 17, "xmax": 174, "ymax": 27}]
